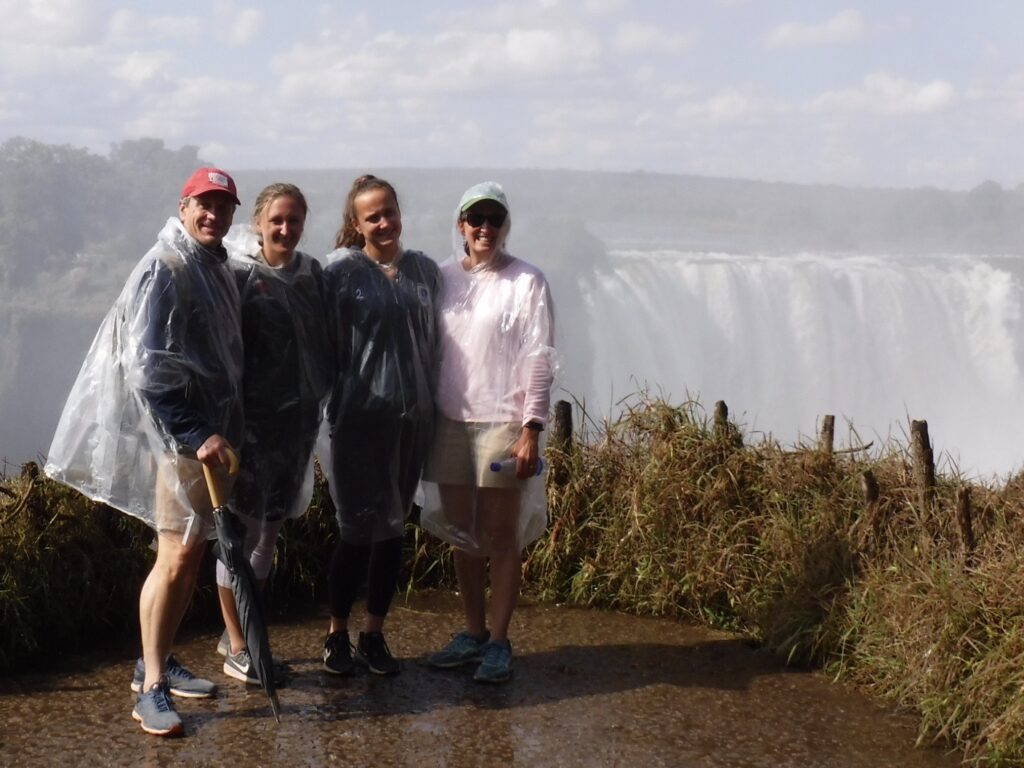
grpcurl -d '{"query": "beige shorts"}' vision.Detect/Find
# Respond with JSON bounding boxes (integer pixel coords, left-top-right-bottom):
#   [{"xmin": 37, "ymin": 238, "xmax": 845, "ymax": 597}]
[
  {"xmin": 422, "ymin": 417, "xmax": 523, "ymax": 489},
  {"xmin": 155, "ymin": 455, "xmax": 236, "ymax": 541}
]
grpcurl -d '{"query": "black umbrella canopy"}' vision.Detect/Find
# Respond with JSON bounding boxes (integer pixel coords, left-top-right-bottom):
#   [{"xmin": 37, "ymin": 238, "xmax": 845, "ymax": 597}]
[{"xmin": 203, "ymin": 455, "xmax": 281, "ymax": 722}]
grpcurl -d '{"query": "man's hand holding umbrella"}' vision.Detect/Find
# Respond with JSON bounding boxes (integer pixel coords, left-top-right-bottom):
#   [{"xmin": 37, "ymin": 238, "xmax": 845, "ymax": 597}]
[{"xmin": 201, "ymin": 444, "xmax": 282, "ymax": 722}]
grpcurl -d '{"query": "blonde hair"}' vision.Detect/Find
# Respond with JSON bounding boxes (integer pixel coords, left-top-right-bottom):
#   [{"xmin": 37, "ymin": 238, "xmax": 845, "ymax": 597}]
[{"xmin": 251, "ymin": 183, "xmax": 309, "ymax": 228}]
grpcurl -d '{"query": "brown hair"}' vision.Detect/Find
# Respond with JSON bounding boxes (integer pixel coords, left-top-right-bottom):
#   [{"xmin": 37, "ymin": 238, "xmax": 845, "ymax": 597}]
[
  {"xmin": 251, "ymin": 182, "xmax": 309, "ymax": 228},
  {"xmin": 334, "ymin": 174, "xmax": 400, "ymax": 249}
]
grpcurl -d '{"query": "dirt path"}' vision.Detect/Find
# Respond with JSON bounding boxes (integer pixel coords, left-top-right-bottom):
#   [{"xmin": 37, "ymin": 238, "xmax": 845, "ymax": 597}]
[{"xmin": 0, "ymin": 591, "xmax": 961, "ymax": 767}]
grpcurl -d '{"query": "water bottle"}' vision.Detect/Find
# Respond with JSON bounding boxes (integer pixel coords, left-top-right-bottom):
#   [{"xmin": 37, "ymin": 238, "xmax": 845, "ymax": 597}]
[{"xmin": 489, "ymin": 457, "xmax": 545, "ymax": 477}]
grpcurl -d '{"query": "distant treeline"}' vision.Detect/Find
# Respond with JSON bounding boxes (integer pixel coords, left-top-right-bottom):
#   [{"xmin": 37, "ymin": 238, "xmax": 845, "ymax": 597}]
[{"xmin": 2, "ymin": 136, "xmax": 1022, "ymax": 296}]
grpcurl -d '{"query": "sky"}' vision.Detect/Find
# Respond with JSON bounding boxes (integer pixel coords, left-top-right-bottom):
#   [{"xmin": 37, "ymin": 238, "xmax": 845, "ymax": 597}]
[{"xmin": 2, "ymin": 0, "xmax": 1024, "ymax": 189}]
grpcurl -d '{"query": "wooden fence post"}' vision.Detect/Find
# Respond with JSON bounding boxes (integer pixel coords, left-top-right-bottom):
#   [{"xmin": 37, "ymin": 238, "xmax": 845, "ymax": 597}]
[
  {"xmin": 819, "ymin": 414, "xmax": 835, "ymax": 454},
  {"xmin": 548, "ymin": 400, "xmax": 573, "ymax": 486},
  {"xmin": 714, "ymin": 400, "xmax": 729, "ymax": 439},
  {"xmin": 910, "ymin": 420, "xmax": 936, "ymax": 512},
  {"xmin": 956, "ymin": 487, "xmax": 976, "ymax": 562},
  {"xmin": 858, "ymin": 469, "xmax": 882, "ymax": 548}
]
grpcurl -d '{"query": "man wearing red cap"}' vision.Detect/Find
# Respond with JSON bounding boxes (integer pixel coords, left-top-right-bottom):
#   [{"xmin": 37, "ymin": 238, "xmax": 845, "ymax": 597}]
[{"xmin": 46, "ymin": 167, "xmax": 245, "ymax": 736}]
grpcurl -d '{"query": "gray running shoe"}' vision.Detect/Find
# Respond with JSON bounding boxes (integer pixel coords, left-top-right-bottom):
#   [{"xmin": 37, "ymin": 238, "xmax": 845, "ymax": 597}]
[
  {"xmin": 354, "ymin": 631, "xmax": 400, "ymax": 676},
  {"xmin": 427, "ymin": 631, "xmax": 490, "ymax": 669},
  {"xmin": 223, "ymin": 648, "xmax": 260, "ymax": 685},
  {"xmin": 323, "ymin": 630, "xmax": 355, "ymax": 676},
  {"xmin": 132, "ymin": 679, "xmax": 184, "ymax": 737},
  {"xmin": 473, "ymin": 639, "xmax": 513, "ymax": 684},
  {"xmin": 130, "ymin": 655, "xmax": 217, "ymax": 698},
  {"xmin": 216, "ymin": 629, "xmax": 230, "ymax": 657}
]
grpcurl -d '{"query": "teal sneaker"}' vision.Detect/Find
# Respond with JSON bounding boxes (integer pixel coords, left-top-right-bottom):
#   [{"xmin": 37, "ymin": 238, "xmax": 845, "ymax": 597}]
[
  {"xmin": 473, "ymin": 639, "xmax": 513, "ymax": 684},
  {"xmin": 427, "ymin": 631, "xmax": 490, "ymax": 669},
  {"xmin": 132, "ymin": 679, "xmax": 184, "ymax": 737},
  {"xmin": 130, "ymin": 655, "xmax": 217, "ymax": 698}
]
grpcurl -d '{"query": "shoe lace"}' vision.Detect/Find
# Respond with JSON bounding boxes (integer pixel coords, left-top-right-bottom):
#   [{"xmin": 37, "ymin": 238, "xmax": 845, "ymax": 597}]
[
  {"xmin": 482, "ymin": 642, "xmax": 509, "ymax": 665},
  {"xmin": 151, "ymin": 682, "xmax": 174, "ymax": 713},
  {"xmin": 165, "ymin": 655, "xmax": 195, "ymax": 680}
]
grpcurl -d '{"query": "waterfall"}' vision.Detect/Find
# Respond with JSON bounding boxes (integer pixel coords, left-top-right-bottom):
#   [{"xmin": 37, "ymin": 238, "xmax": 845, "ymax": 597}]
[{"xmin": 574, "ymin": 250, "xmax": 1024, "ymax": 478}]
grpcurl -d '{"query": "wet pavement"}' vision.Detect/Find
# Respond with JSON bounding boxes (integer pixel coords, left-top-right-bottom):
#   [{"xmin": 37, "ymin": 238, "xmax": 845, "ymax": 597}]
[{"xmin": 0, "ymin": 590, "xmax": 961, "ymax": 767}]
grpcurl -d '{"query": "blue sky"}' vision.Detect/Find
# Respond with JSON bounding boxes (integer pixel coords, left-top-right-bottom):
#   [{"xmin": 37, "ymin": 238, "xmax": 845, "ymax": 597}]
[{"xmin": 2, "ymin": 0, "xmax": 1023, "ymax": 189}]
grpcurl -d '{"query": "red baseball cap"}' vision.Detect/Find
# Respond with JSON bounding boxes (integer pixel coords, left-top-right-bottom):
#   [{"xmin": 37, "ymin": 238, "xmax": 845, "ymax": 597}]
[{"xmin": 181, "ymin": 167, "xmax": 240, "ymax": 205}]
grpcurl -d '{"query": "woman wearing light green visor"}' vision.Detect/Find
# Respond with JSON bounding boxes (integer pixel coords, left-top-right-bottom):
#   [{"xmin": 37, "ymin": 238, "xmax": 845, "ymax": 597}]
[{"xmin": 421, "ymin": 181, "xmax": 558, "ymax": 683}]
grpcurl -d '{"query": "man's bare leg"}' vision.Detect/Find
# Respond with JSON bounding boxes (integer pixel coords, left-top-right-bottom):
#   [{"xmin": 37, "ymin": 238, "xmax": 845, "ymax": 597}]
[{"xmin": 140, "ymin": 531, "xmax": 207, "ymax": 689}]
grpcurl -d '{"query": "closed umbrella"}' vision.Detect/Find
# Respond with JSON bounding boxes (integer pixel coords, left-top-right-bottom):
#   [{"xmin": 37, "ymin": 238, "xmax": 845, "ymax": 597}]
[{"xmin": 202, "ymin": 454, "xmax": 281, "ymax": 722}]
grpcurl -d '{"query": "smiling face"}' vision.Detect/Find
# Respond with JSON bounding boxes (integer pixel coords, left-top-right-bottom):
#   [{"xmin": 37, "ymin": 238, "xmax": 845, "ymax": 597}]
[
  {"xmin": 352, "ymin": 187, "xmax": 402, "ymax": 263},
  {"xmin": 256, "ymin": 194, "xmax": 306, "ymax": 267},
  {"xmin": 459, "ymin": 200, "xmax": 508, "ymax": 264},
  {"xmin": 179, "ymin": 191, "xmax": 236, "ymax": 247}
]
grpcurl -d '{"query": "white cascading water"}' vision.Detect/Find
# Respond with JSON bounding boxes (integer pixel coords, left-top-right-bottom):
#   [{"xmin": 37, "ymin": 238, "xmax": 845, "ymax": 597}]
[{"xmin": 573, "ymin": 250, "xmax": 1024, "ymax": 479}]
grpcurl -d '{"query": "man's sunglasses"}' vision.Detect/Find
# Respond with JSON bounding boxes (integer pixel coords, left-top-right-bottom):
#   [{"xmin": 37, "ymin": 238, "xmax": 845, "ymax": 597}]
[{"xmin": 463, "ymin": 211, "xmax": 507, "ymax": 228}]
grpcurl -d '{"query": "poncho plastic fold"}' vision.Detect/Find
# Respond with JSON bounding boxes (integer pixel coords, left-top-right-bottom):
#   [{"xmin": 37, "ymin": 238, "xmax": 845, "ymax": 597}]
[
  {"xmin": 45, "ymin": 218, "xmax": 243, "ymax": 536},
  {"xmin": 420, "ymin": 218, "xmax": 558, "ymax": 556},
  {"xmin": 324, "ymin": 246, "xmax": 442, "ymax": 543},
  {"xmin": 226, "ymin": 225, "xmax": 333, "ymax": 524}
]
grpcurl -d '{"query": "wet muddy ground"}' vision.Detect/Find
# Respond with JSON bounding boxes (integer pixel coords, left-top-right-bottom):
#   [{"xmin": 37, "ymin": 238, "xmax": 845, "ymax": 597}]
[{"xmin": 0, "ymin": 591, "xmax": 961, "ymax": 767}]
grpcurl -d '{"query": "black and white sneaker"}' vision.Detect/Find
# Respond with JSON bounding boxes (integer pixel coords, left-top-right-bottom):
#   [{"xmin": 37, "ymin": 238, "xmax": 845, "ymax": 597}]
[
  {"xmin": 355, "ymin": 631, "xmax": 400, "ymax": 676},
  {"xmin": 323, "ymin": 631, "xmax": 355, "ymax": 676}
]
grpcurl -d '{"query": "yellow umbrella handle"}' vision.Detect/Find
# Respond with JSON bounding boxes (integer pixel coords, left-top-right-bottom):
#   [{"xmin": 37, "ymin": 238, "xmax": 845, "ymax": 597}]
[{"xmin": 201, "ymin": 447, "xmax": 239, "ymax": 508}]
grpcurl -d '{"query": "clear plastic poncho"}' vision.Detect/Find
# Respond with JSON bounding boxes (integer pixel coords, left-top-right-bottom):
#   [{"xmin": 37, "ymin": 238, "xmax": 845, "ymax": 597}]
[
  {"xmin": 419, "ymin": 207, "xmax": 558, "ymax": 556},
  {"xmin": 224, "ymin": 226, "xmax": 333, "ymax": 523},
  {"xmin": 45, "ymin": 218, "xmax": 244, "ymax": 534},
  {"xmin": 323, "ymin": 246, "xmax": 442, "ymax": 543}
]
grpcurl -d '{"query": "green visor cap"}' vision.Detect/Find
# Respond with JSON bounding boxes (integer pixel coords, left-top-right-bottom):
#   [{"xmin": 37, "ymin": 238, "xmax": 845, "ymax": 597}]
[{"xmin": 458, "ymin": 181, "xmax": 509, "ymax": 213}]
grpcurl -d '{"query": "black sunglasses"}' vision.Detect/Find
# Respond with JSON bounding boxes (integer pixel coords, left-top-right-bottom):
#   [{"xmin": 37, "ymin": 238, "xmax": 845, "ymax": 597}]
[{"xmin": 463, "ymin": 210, "xmax": 507, "ymax": 228}]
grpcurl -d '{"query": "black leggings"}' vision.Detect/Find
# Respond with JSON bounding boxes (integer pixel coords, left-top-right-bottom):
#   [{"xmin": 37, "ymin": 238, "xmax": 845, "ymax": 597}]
[{"xmin": 328, "ymin": 537, "xmax": 403, "ymax": 620}]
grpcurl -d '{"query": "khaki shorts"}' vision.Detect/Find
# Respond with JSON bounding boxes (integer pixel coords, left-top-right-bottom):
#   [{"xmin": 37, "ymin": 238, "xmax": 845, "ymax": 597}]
[
  {"xmin": 155, "ymin": 455, "xmax": 236, "ymax": 541},
  {"xmin": 422, "ymin": 417, "xmax": 523, "ymax": 489}
]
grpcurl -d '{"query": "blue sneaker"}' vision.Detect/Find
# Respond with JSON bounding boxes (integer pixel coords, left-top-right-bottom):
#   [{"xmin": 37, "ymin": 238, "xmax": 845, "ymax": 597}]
[
  {"xmin": 473, "ymin": 639, "xmax": 513, "ymax": 683},
  {"xmin": 132, "ymin": 679, "xmax": 184, "ymax": 737},
  {"xmin": 130, "ymin": 655, "xmax": 217, "ymax": 698},
  {"xmin": 427, "ymin": 631, "xmax": 490, "ymax": 669}
]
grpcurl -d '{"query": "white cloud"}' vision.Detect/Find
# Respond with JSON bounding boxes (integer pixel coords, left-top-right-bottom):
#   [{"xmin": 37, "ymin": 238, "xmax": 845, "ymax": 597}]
[
  {"xmin": 808, "ymin": 72, "xmax": 955, "ymax": 115},
  {"xmin": 107, "ymin": 9, "xmax": 204, "ymax": 43},
  {"xmin": 503, "ymin": 28, "xmax": 601, "ymax": 75},
  {"xmin": 676, "ymin": 88, "xmax": 780, "ymax": 125},
  {"xmin": 111, "ymin": 53, "xmax": 173, "ymax": 88},
  {"xmin": 272, "ymin": 24, "xmax": 603, "ymax": 105},
  {"xmin": 228, "ymin": 8, "xmax": 264, "ymax": 46},
  {"xmin": 0, "ymin": 0, "xmax": 106, "ymax": 45},
  {"xmin": 765, "ymin": 9, "xmax": 865, "ymax": 48},
  {"xmin": 582, "ymin": 0, "xmax": 626, "ymax": 13},
  {"xmin": 613, "ymin": 22, "xmax": 695, "ymax": 55}
]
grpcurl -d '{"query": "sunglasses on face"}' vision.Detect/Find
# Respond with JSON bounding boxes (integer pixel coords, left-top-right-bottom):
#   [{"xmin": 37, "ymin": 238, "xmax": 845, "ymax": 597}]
[{"xmin": 463, "ymin": 210, "xmax": 507, "ymax": 228}]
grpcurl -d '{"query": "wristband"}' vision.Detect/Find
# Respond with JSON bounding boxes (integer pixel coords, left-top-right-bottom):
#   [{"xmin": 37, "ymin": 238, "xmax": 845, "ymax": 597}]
[{"xmin": 524, "ymin": 420, "xmax": 544, "ymax": 432}]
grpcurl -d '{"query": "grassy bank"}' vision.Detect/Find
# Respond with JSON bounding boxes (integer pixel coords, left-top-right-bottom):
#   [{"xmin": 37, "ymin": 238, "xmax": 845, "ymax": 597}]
[
  {"xmin": 3, "ymin": 399, "xmax": 1022, "ymax": 763},
  {"xmin": 522, "ymin": 397, "xmax": 1022, "ymax": 766}
]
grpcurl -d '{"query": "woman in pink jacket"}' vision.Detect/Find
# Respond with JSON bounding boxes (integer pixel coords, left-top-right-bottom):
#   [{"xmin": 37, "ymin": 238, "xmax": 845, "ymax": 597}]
[{"xmin": 421, "ymin": 181, "xmax": 557, "ymax": 684}]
